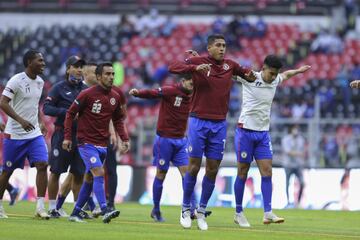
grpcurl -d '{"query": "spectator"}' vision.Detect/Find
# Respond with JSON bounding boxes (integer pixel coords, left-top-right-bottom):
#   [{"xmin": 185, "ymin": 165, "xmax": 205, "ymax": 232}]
[{"xmin": 281, "ymin": 125, "xmax": 306, "ymax": 208}]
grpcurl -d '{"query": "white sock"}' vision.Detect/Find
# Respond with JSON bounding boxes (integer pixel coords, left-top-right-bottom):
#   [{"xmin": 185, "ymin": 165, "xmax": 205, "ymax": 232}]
[
  {"xmin": 36, "ymin": 197, "xmax": 45, "ymax": 210},
  {"xmin": 49, "ymin": 200, "xmax": 56, "ymax": 210}
]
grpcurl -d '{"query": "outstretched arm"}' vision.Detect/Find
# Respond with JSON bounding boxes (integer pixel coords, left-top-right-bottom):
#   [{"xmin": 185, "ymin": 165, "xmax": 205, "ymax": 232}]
[{"xmin": 280, "ymin": 65, "xmax": 311, "ymax": 81}]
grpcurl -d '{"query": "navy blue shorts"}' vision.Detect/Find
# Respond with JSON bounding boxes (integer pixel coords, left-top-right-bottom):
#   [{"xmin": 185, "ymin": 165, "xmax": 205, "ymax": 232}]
[
  {"xmin": 49, "ymin": 129, "xmax": 85, "ymax": 175},
  {"xmin": 234, "ymin": 127, "xmax": 273, "ymax": 163}
]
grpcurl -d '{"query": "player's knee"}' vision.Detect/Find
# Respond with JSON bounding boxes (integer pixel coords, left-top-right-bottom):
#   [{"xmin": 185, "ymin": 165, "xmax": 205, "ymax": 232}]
[
  {"xmin": 156, "ymin": 169, "xmax": 167, "ymax": 180},
  {"xmin": 91, "ymin": 167, "xmax": 104, "ymax": 177},
  {"xmin": 188, "ymin": 164, "xmax": 200, "ymax": 176},
  {"xmin": 35, "ymin": 162, "xmax": 48, "ymax": 172},
  {"xmin": 84, "ymin": 173, "xmax": 93, "ymax": 183}
]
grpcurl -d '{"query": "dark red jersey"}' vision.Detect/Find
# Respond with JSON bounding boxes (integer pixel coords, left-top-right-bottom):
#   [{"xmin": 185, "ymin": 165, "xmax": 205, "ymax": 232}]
[
  {"xmin": 134, "ymin": 83, "xmax": 191, "ymax": 138},
  {"xmin": 169, "ymin": 55, "xmax": 250, "ymax": 120},
  {"xmin": 64, "ymin": 85, "xmax": 129, "ymax": 147}
]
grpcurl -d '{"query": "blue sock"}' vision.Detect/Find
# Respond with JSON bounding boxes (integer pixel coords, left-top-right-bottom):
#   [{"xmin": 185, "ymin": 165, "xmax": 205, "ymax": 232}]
[
  {"xmin": 199, "ymin": 175, "xmax": 215, "ymax": 209},
  {"xmin": 71, "ymin": 181, "xmax": 92, "ymax": 215},
  {"xmin": 56, "ymin": 195, "xmax": 66, "ymax": 210},
  {"xmin": 182, "ymin": 176, "xmax": 197, "ymax": 213},
  {"xmin": 261, "ymin": 176, "xmax": 272, "ymax": 212},
  {"xmin": 87, "ymin": 196, "xmax": 96, "ymax": 211},
  {"xmin": 234, "ymin": 176, "xmax": 246, "ymax": 213},
  {"xmin": 152, "ymin": 177, "xmax": 164, "ymax": 212},
  {"xmin": 182, "ymin": 172, "xmax": 196, "ymax": 210},
  {"xmin": 93, "ymin": 176, "xmax": 107, "ymax": 211}
]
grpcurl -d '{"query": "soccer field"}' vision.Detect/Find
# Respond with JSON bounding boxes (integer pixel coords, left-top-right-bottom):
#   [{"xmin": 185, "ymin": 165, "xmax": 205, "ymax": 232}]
[{"xmin": 1, "ymin": 202, "xmax": 359, "ymax": 240}]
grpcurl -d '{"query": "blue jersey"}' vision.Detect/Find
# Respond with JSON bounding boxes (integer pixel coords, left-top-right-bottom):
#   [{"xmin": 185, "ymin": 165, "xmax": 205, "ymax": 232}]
[{"xmin": 43, "ymin": 80, "xmax": 87, "ymax": 128}]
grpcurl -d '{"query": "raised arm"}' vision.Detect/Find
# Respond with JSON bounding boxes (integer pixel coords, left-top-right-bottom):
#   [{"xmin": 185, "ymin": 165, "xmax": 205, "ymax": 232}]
[
  {"xmin": 129, "ymin": 88, "xmax": 163, "ymax": 99},
  {"xmin": 280, "ymin": 65, "xmax": 311, "ymax": 81}
]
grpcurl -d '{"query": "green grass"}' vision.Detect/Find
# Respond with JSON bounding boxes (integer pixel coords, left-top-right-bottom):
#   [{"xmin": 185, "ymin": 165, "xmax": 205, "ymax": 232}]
[{"xmin": 1, "ymin": 202, "xmax": 360, "ymax": 240}]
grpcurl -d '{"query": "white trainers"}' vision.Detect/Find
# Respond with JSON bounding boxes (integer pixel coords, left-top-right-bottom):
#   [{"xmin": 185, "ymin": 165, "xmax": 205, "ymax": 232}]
[
  {"xmin": 69, "ymin": 215, "xmax": 86, "ymax": 223},
  {"xmin": 0, "ymin": 206, "xmax": 8, "ymax": 219},
  {"xmin": 196, "ymin": 212, "xmax": 208, "ymax": 231},
  {"xmin": 180, "ymin": 209, "xmax": 191, "ymax": 229},
  {"xmin": 57, "ymin": 208, "xmax": 69, "ymax": 217},
  {"xmin": 263, "ymin": 211, "xmax": 285, "ymax": 225},
  {"xmin": 35, "ymin": 208, "xmax": 50, "ymax": 220},
  {"xmin": 234, "ymin": 212, "xmax": 251, "ymax": 227}
]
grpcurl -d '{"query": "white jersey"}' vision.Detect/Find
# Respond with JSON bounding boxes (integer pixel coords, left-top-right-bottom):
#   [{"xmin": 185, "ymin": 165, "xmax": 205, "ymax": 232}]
[
  {"xmin": 237, "ymin": 71, "xmax": 283, "ymax": 131},
  {"xmin": 2, "ymin": 72, "xmax": 44, "ymax": 139}
]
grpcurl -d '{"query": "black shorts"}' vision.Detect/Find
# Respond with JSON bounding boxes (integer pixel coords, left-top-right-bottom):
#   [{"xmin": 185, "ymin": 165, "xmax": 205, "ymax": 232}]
[{"xmin": 49, "ymin": 129, "xmax": 85, "ymax": 175}]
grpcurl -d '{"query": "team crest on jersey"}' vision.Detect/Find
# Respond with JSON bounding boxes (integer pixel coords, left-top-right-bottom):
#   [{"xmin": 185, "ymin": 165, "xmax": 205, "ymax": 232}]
[
  {"xmin": 188, "ymin": 146, "xmax": 193, "ymax": 152},
  {"xmin": 6, "ymin": 161, "xmax": 12, "ymax": 167},
  {"xmin": 110, "ymin": 98, "xmax": 116, "ymax": 105},
  {"xmin": 90, "ymin": 157, "xmax": 97, "ymax": 164},
  {"xmin": 241, "ymin": 151, "xmax": 247, "ymax": 159},
  {"xmin": 223, "ymin": 63, "xmax": 229, "ymax": 70},
  {"xmin": 159, "ymin": 159, "xmax": 165, "ymax": 166},
  {"xmin": 53, "ymin": 149, "xmax": 59, "ymax": 157}
]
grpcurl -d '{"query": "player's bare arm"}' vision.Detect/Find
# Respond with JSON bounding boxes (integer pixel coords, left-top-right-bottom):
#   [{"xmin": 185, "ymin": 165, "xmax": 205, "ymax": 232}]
[
  {"xmin": 243, "ymin": 70, "xmax": 256, "ymax": 82},
  {"xmin": 280, "ymin": 65, "xmax": 311, "ymax": 81},
  {"xmin": 38, "ymin": 109, "xmax": 47, "ymax": 136},
  {"xmin": 120, "ymin": 141, "xmax": 130, "ymax": 154},
  {"xmin": 350, "ymin": 80, "xmax": 360, "ymax": 88},
  {"xmin": 0, "ymin": 95, "xmax": 35, "ymax": 132}
]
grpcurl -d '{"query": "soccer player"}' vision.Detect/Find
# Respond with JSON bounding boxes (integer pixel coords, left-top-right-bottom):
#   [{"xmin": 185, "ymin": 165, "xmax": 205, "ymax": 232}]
[
  {"xmin": 129, "ymin": 74, "xmax": 198, "ymax": 222},
  {"xmin": 63, "ymin": 62, "xmax": 129, "ymax": 223},
  {"xmin": 0, "ymin": 49, "xmax": 49, "ymax": 219},
  {"xmin": 51, "ymin": 62, "xmax": 100, "ymax": 217},
  {"xmin": 43, "ymin": 56, "xmax": 88, "ymax": 218},
  {"xmin": 281, "ymin": 125, "xmax": 305, "ymax": 208},
  {"xmin": 169, "ymin": 34, "xmax": 255, "ymax": 230},
  {"xmin": 233, "ymin": 55, "xmax": 310, "ymax": 227}
]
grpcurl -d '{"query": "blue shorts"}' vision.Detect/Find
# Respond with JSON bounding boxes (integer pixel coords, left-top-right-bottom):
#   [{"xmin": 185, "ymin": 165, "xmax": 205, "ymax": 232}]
[
  {"xmin": 153, "ymin": 135, "xmax": 188, "ymax": 171},
  {"xmin": 49, "ymin": 129, "xmax": 85, "ymax": 175},
  {"xmin": 2, "ymin": 135, "xmax": 48, "ymax": 171},
  {"xmin": 187, "ymin": 117, "xmax": 227, "ymax": 161},
  {"xmin": 234, "ymin": 127, "xmax": 273, "ymax": 163},
  {"xmin": 78, "ymin": 144, "xmax": 107, "ymax": 173}
]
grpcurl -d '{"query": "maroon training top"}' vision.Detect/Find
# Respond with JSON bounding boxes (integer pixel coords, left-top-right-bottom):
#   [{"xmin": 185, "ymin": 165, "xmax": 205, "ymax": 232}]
[
  {"xmin": 169, "ymin": 55, "xmax": 250, "ymax": 120},
  {"xmin": 64, "ymin": 85, "xmax": 129, "ymax": 147}
]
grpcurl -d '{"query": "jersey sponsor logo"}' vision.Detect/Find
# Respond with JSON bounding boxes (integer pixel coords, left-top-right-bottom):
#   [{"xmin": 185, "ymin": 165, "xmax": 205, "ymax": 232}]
[
  {"xmin": 174, "ymin": 96, "xmax": 183, "ymax": 107},
  {"xmin": 223, "ymin": 63, "xmax": 229, "ymax": 70},
  {"xmin": 110, "ymin": 98, "xmax": 116, "ymax": 105},
  {"xmin": 241, "ymin": 151, "xmax": 247, "ymax": 159},
  {"xmin": 159, "ymin": 159, "xmax": 165, "ymax": 166},
  {"xmin": 6, "ymin": 161, "xmax": 12, "ymax": 167},
  {"xmin": 90, "ymin": 156, "xmax": 97, "ymax": 164},
  {"xmin": 66, "ymin": 92, "xmax": 72, "ymax": 95},
  {"xmin": 53, "ymin": 149, "xmax": 59, "ymax": 157}
]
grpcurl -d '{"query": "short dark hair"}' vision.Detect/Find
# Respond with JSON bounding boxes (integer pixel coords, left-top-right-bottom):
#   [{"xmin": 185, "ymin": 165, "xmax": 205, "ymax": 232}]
[
  {"xmin": 181, "ymin": 73, "xmax": 192, "ymax": 80},
  {"xmin": 23, "ymin": 49, "xmax": 41, "ymax": 67},
  {"xmin": 264, "ymin": 55, "xmax": 283, "ymax": 69},
  {"xmin": 207, "ymin": 34, "xmax": 225, "ymax": 46},
  {"xmin": 95, "ymin": 62, "xmax": 113, "ymax": 76}
]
